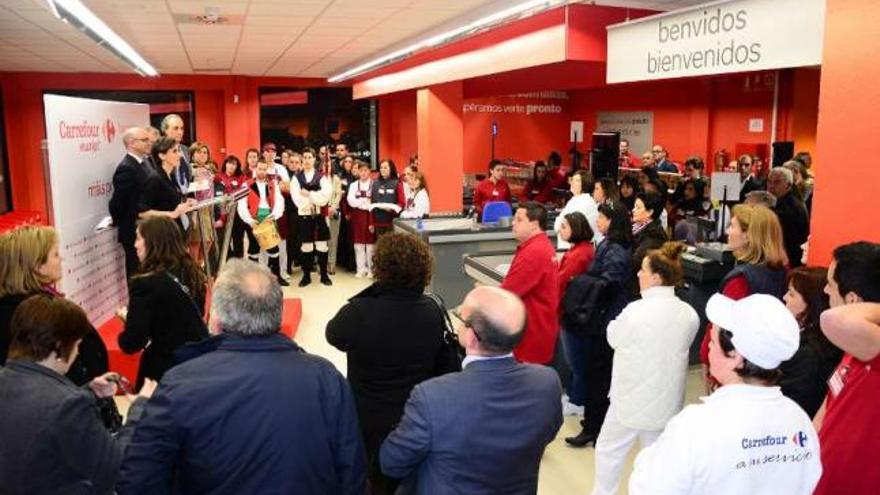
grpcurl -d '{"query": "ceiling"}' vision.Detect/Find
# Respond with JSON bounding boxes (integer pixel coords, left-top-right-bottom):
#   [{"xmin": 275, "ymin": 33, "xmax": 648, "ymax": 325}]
[{"xmin": 0, "ymin": 0, "xmax": 711, "ymax": 78}]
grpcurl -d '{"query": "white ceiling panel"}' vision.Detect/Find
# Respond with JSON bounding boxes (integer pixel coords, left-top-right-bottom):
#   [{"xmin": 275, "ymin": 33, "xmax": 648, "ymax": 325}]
[{"xmin": 0, "ymin": 0, "xmax": 710, "ymax": 77}]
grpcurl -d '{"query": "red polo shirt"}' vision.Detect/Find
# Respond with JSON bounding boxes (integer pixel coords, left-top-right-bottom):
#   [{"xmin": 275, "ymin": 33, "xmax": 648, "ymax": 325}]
[
  {"xmin": 501, "ymin": 232, "xmax": 560, "ymax": 364},
  {"xmin": 814, "ymin": 352, "xmax": 880, "ymax": 495},
  {"xmin": 473, "ymin": 178, "xmax": 512, "ymax": 218}
]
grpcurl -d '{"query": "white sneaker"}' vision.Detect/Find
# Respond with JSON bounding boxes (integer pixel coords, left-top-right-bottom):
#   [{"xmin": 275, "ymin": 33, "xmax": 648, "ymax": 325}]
[
  {"xmin": 355, "ymin": 271, "xmax": 365, "ymax": 279},
  {"xmin": 367, "ymin": 272, "xmax": 374, "ymax": 279},
  {"xmin": 562, "ymin": 398, "xmax": 584, "ymax": 417}
]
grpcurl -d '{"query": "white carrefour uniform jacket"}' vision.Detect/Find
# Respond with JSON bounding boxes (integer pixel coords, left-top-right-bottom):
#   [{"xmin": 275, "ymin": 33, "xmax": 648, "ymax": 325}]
[
  {"xmin": 629, "ymin": 384, "xmax": 822, "ymax": 495},
  {"xmin": 607, "ymin": 285, "xmax": 699, "ymax": 431},
  {"xmin": 290, "ymin": 169, "xmax": 331, "ymax": 217}
]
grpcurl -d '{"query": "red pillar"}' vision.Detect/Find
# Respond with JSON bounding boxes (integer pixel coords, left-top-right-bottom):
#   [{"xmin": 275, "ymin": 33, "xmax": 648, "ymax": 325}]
[
  {"xmin": 809, "ymin": 0, "xmax": 880, "ymax": 264},
  {"xmin": 417, "ymin": 82, "xmax": 464, "ymax": 213}
]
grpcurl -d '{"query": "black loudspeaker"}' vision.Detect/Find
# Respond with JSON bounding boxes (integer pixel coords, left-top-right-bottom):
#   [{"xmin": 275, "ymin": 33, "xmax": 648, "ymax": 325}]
[
  {"xmin": 772, "ymin": 141, "xmax": 795, "ymax": 167},
  {"xmin": 591, "ymin": 132, "xmax": 620, "ymax": 180}
]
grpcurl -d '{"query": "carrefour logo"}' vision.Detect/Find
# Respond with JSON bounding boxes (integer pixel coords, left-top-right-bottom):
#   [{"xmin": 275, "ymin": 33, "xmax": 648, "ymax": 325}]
[
  {"xmin": 741, "ymin": 432, "xmax": 809, "ymax": 450},
  {"xmin": 791, "ymin": 431, "xmax": 808, "ymax": 448}
]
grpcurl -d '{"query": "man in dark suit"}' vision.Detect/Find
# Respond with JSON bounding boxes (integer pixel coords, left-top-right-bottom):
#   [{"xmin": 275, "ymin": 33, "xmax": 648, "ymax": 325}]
[
  {"xmin": 767, "ymin": 166, "xmax": 810, "ymax": 267},
  {"xmin": 160, "ymin": 113, "xmax": 191, "ymax": 193},
  {"xmin": 117, "ymin": 260, "xmax": 366, "ymax": 494},
  {"xmin": 380, "ymin": 286, "xmax": 563, "ymax": 495},
  {"xmin": 109, "ymin": 127, "xmax": 153, "ymax": 276}
]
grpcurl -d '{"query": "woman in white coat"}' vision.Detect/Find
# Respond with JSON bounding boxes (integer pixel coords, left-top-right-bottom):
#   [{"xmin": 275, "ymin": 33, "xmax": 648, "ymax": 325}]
[
  {"xmin": 590, "ymin": 241, "xmax": 699, "ymax": 495},
  {"xmin": 400, "ymin": 170, "xmax": 430, "ymax": 219},
  {"xmin": 554, "ymin": 170, "xmax": 599, "ymax": 249}
]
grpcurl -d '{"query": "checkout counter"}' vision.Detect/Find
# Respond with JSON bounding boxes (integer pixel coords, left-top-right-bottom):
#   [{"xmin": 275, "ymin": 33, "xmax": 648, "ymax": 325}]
[
  {"xmin": 394, "ymin": 214, "xmax": 557, "ymax": 307},
  {"xmin": 462, "ymin": 243, "xmax": 734, "ymax": 365}
]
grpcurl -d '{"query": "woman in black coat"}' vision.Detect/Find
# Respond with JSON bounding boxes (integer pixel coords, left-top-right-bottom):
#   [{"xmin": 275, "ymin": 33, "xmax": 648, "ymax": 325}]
[
  {"xmin": 0, "ymin": 225, "xmax": 108, "ymax": 385},
  {"xmin": 566, "ymin": 201, "xmax": 632, "ymax": 448},
  {"xmin": 628, "ymin": 190, "xmax": 668, "ymax": 299},
  {"xmin": 781, "ymin": 266, "xmax": 844, "ymax": 418},
  {"xmin": 118, "ymin": 216, "xmax": 209, "ymax": 389},
  {"xmin": 138, "ymin": 136, "xmax": 196, "ymax": 229},
  {"xmin": 0, "ymin": 295, "xmax": 154, "ymax": 495},
  {"xmin": 326, "ymin": 232, "xmax": 446, "ymax": 495}
]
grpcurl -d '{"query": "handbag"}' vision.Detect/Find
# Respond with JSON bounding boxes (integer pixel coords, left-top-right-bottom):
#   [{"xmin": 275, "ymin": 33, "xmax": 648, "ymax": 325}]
[
  {"xmin": 427, "ymin": 293, "xmax": 464, "ymax": 376},
  {"xmin": 97, "ymin": 397, "xmax": 124, "ymax": 434}
]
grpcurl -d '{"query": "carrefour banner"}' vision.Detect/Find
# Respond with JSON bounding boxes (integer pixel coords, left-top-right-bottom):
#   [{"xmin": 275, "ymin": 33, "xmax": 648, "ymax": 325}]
[
  {"xmin": 43, "ymin": 94, "xmax": 149, "ymax": 325},
  {"xmin": 606, "ymin": 0, "xmax": 825, "ymax": 84}
]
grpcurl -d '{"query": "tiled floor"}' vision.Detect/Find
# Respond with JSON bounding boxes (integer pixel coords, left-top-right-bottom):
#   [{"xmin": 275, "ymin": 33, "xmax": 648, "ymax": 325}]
[{"xmin": 119, "ymin": 268, "xmax": 707, "ymax": 495}]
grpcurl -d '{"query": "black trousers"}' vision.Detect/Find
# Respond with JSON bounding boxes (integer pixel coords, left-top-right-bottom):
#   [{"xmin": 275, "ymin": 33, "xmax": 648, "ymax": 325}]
[
  {"xmin": 285, "ymin": 198, "xmax": 302, "ymax": 268},
  {"xmin": 583, "ymin": 333, "xmax": 614, "ymax": 436},
  {"xmin": 120, "ymin": 238, "xmax": 139, "ymax": 277},
  {"xmin": 228, "ymin": 215, "xmax": 246, "ymax": 259}
]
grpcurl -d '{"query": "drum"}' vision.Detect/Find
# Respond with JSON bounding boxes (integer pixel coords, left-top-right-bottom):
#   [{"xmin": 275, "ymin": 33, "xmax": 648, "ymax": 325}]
[{"xmin": 252, "ymin": 218, "xmax": 280, "ymax": 250}]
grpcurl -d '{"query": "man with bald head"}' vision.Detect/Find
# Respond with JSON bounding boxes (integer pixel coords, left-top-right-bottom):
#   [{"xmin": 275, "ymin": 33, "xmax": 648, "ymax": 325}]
[
  {"xmin": 381, "ymin": 286, "xmax": 563, "ymax": 494},
  {"xmin": 109, "ymin": 126, "xmax": 154, "ymax": 276}
]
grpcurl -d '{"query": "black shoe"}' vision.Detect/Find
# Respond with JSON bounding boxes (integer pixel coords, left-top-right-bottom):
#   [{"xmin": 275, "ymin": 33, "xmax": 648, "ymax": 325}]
[
  {"xmin": 320, "ymin": 274, "xmax": 333, "ymax": 286},
  {"xmin": 298, "ymin": 273, "xmax": 311, "ymax": 287},
  {"xmin": 564, "ymin": 429, "xmax": 597, "ymax": 448},
  {"xmin": 278, "ymin": 277, "xmax": 290, "ymax": 287}
]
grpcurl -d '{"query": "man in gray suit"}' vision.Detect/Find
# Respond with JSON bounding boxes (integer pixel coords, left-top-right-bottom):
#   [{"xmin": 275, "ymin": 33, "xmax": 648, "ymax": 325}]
[{"xmin": 380, "ymin": 286, "xmax": 563, "ymax": 494}]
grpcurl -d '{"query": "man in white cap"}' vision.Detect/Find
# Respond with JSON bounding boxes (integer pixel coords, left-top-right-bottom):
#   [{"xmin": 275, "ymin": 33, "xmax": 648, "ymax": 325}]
[{"xmin": 628, "ymin": 293, "xmax": 822, "ymax": 495}]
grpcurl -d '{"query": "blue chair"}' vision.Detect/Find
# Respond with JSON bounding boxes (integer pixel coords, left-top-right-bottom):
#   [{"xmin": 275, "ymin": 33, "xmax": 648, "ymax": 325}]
[{"xmin": 482, "ymin": 201, "xmax": 512, "ymax": 223}]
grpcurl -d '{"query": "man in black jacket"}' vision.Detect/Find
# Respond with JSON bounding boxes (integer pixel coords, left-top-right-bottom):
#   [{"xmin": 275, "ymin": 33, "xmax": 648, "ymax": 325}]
[
  {"xmin": 767, "ymin": 167, "xmax": 810, "ymax": 267},
  {"xmin": 118, "ymin": 260, "xmax": 366, "ymax": 494},
  {"xmin": 109, "ymin": 127, "xmax": 154, "ymax": 276}
]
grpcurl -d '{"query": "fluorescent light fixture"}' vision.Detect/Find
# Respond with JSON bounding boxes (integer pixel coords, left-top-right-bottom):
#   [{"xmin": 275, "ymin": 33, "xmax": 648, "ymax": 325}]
[
  {"xmin": 328, "ymin": 0, "xmax": 564, "ymax": 83},
  {"xmin": 46, "ymin": 0, "xmax": 159, "ymax": 76}
]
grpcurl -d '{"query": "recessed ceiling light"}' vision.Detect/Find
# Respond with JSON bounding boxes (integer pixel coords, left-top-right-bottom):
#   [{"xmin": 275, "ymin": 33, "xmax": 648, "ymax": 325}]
[{"xmin": 46, "ymin": 0, "xmax": 159, "ymax": 76}]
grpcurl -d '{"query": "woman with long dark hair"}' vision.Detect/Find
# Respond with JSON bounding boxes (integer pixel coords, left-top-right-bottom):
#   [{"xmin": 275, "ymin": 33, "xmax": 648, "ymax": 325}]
[
  {"xmin": 371, "ymin": 159, "xmax": 405, "ymax": 237},
  {"xmin": 117, "ymin": 216, "xmax": 209, "ymax": 389},
  {"xmin": 566, "ymin": 201, "xmax": 632, "ymax": 447},
  {"xmin": 139, "ymin": 136, "xmax": 196, "ymax": 227},
  {"xmin": 780, "ymin": 267, "xmax": 844, "ymax": 417}
]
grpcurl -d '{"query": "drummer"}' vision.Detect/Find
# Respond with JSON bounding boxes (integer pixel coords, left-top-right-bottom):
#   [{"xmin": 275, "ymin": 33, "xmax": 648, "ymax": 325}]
[{"xmin": 237, "ymin": 160, "xmax": 288, "ymax": 286}]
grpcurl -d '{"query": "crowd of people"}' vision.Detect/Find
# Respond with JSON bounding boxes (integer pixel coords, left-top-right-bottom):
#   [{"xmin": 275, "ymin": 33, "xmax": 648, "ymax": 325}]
[
  {"xmin": 0, "ymin": 126, "xmax": 878, "ymax": 495},
  {"xmin": 108, "ymin": 114, "xmax": 431, "ymax": 290}
]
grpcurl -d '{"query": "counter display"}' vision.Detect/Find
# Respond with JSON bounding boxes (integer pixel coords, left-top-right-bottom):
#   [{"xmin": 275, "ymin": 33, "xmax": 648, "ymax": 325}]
[
  {"xmin": 462, "ymin": 246, "xmax": 733, "ymax": 365},
  {"xmin": 394, "ymin": 215, "xmax": 557, "ymax": 306}
]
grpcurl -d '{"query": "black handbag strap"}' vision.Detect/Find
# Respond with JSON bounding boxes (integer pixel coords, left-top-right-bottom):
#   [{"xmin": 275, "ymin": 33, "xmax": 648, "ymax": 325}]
[
  {"xmin": 426, "ymin": 292, "xmax": 457, "ymax": 343},
  {"xmin": 164, "ymin": 271, "xmax": 206, "ymax": 324}
]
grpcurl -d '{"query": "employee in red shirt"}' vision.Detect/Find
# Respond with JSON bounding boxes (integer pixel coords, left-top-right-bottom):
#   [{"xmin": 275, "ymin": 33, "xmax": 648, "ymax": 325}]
[
  {"xmin": 813, "ymin": 241, "xmax": 880, "ymax": 495},
  {"xmin": 473, "ymin": 160, "xmax": 512, "ymax": 220},
  {"xmin": 618, "ymin": 139, "xmax": 640, "ymax": 169},
  {"xmin": 500, "ymin": 202, "xmax": 560, "ymax": 364}
]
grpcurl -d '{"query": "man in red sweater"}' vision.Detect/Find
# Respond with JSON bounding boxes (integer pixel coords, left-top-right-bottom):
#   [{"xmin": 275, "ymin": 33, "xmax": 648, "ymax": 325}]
[
  {"xmin": 473, "ymin": 160, "xmax": 512, "ymax": 220},
  {"xmin": 813, "ymin": 241, "xmax": 880, "ymax": 495},
  {"xmin": 501, "ymin": 202, "xmax": 559, "ymax": 364}
]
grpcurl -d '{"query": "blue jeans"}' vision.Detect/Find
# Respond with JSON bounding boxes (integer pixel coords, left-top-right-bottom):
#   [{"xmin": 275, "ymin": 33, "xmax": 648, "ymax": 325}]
[{"xmin": 561, "ymin": 328, "xmax": 590, "ymax": 406}]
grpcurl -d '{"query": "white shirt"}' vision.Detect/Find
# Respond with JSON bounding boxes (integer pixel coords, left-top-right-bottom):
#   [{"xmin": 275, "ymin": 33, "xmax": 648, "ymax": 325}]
[
  {"xmin": 272, "ymin": 164, "xmax": 290, "ymax": 183},
  {"xmin": 607, "ymin": 286, "xmax": 699, "ymax": 431},
  {"xmin": 629, "ymin": 384, "xmax": 822, "ymax": 495},
  {"xmin": 347, "ymin": 179, "xmax": 372, "ymax": 211},
  {"xmin": 554, "ymin": 193, "xmax": 600, "ymax": 249},
  {"xmin": 462, "ymin": 353, "xmax": 514, "ymax": 368},
  {"xmin": 289, "ymin": 169, "xmax": 331, "ymax": 216},
  {"xmin": 127, "ymin": 151, "xmax": 144, "ymax": 164},
  {"xmin": 237, "ymin": 180, "xmax": 284, "ymax": 226},
  {"xmin": 400, "ymin": 188, "xmax": 430, "ymax": 219}
]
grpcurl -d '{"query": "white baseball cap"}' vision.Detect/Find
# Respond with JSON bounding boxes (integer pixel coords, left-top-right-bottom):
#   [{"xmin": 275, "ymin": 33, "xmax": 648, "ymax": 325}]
[{"xmin": 705, "ymin": 293, "xmax": 800, "ymax": 369}]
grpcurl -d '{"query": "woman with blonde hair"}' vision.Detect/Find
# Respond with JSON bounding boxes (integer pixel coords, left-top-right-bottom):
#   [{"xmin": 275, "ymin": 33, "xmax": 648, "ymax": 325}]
[
  {"xmin": 0, "ymin": 226, "xmax": 108, "ymax": 385},
  {"xmin": 698, "ymin": 204, "xmax": 788, "ymax": 389}
]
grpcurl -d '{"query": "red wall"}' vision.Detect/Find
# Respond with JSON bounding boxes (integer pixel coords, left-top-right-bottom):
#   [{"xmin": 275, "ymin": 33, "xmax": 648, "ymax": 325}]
[
  {"xmin": 0, "ymin": 72, "xmax": 329, "ymax": 218},
  {"xmin": 808, "ymin": 0, "xmax": 880, "ymax": 264},
  {"xmin": 378, "ymin": 91, "xmax": 417, "ymax": 168},
  {"xmin": 463, "ymin": 94, "xmax": 572, "ymax": 173},
  {"xmin": 569, "ymin": 72, "xmax": 787, "ymax": 166}
]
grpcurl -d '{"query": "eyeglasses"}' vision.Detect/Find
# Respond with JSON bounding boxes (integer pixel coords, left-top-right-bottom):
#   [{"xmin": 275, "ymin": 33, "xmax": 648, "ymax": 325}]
[
  {"xmin": 451, "ymin": 310, "xmax": 481, "ymax": 342},
  {"xmin": 652, "ymin": 150, "xmax": 663, "ymax": 154}
]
